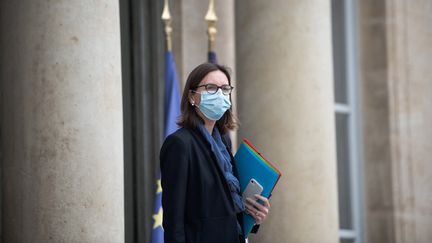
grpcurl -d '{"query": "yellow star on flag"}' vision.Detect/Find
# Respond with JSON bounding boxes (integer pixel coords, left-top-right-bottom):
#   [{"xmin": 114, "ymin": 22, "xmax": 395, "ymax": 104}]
[
  {"xmin": 153, "ymin": 207, "xmax": 163, "ymax": 229},
  {"xmin": 156, "ymin": 179, "xmax": 162, "ymax": 194}
]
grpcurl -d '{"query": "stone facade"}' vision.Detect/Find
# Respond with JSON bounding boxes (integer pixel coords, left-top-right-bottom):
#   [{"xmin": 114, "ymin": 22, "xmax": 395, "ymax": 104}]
[{"xmin": 1, "ymin": 0, "xmax": 431, "ymax": 242}]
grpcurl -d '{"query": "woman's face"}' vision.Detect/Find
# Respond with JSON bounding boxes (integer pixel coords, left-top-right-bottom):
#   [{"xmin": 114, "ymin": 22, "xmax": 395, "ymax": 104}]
[
  {"xmin": 190, "ymin": 70, "xmax": 230, "ymax": 106},
  {"xmin": 190, "ymin": 70, "xmax": 230, "ymax": 122}
]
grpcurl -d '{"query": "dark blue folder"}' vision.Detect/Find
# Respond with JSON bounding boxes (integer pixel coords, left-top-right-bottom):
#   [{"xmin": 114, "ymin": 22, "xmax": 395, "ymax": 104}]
[{"xmin": 234, "ymin": 139, "xmax": 282, "ymax": 237}]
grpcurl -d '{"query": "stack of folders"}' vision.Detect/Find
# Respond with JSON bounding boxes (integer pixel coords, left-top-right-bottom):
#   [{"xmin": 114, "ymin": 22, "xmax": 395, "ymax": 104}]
[{"xmin": 234, "ymin": 139, "xmax": 282, "ymax": 238}]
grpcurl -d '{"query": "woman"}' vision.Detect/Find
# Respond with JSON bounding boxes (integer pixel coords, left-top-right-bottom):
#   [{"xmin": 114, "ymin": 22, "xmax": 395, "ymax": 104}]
[{"xmin": 160, "ymin": 63, "xmax": 271, "ymax": 243}]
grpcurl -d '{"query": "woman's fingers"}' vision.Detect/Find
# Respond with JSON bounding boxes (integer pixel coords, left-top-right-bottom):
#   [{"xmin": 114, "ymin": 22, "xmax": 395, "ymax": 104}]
[
  {"xmin": 245, "ymin": 204, "xmax": 263, "ymax": 224},
  {"xmin": 246, "ymin": 197, "xmax": 269, "ymax": 214},
  {"xmin": 245, "ymin": 201, "xmax": 255, "ymax": 213},
  {"xmin": 245, "ymin": 194, "xmax": 271, "ymax": 225},
  {"xmin": 254, "ymin": 194, "xmax": 271, "ymax": 209},
  {"xmin": 245, "ymin": 203, "xmax": 260, "ymax": 217}
]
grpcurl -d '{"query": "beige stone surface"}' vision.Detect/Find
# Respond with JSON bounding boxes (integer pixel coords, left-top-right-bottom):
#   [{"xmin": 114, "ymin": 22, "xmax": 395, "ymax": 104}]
[
  {"xmin": 359, "ymin": 0, "xmax": 396, "ymax": 242},
  {"xmin": 236, "ymin": 1, "xmax": 339, "ymax": 242},
  {"xmin": 0, "ymin": 0, "xmax": 124, "ymax": 242},
  {"xmin": 386, "ymin": 0, "xmax": 432, "ymax": 242},
  {"xmin": 360, "ymin": 0, "xmax": 432, "ymax": 242}
]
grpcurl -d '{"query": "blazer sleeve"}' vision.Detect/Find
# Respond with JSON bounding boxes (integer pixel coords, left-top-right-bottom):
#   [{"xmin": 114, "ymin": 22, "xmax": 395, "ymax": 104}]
[{"xmin": 160, "ymin": 134, "xmax": 190, "ymax": 243}]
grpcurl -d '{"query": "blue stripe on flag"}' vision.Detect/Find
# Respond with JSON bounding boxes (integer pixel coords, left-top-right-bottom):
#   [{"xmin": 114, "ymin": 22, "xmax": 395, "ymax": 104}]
[
  {"xmin": 208, "ymin": 51, "xmax": 217, "ymax": 64},
  {"xmin": 151, "ymin": 51, "xmax": 181, "ymax": 243}
]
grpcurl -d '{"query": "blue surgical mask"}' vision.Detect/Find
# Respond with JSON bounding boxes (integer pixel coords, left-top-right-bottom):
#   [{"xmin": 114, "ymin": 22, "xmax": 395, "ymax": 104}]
[{"xmin": 198, "ymin": 89, "xmax": 231, "ymax": 121}]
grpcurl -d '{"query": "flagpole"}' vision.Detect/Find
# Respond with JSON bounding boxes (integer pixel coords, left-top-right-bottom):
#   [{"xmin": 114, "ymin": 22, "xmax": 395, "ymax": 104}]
[
  {"xmin": 161, "ymin": 0, "xmax": 172, "ymax": 52},
  {"xmin": 205, "ymin": 0, "xmax": 217, "ymax": 54},
  {"xmin": 151, "ymin": 2, "xmax": 175, "ymax": 243}
]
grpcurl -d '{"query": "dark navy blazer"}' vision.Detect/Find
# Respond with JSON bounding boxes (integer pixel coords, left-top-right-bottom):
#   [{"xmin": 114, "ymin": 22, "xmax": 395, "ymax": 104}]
[{"xmin": 160, "ymin": 127, "xmax": 258, "ymax": 243}]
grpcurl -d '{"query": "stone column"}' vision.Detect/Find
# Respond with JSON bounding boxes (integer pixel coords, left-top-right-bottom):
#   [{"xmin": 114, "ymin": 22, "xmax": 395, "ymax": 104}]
[
  {"xmin": 236, "ymin": 1, "xmax": 339, "ymax": 243},
  {"xmin": 360, "ymin": 0, "xmax": 432, "ymax": 242},
  {"xmin": 0, "ymin": 1, "xmax": 124, "ymax": 242},
  {"xmin": 358, "ymin": 1, "xmax": 395, "ymax": 242},
  {"xmin": 385, "ymin": 0, "xmax": 432, "ymax": 242}
]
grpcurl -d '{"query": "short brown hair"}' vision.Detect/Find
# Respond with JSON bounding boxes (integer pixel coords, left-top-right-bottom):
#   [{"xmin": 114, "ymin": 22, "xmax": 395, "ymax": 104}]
[{"xmin": 177, "ymin": 63, "xmax": 238, "ymax": 134}]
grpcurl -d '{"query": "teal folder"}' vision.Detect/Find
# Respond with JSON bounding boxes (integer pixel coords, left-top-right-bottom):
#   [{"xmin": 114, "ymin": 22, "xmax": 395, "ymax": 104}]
[{"xmin": 234, "ymin": 139, "xmax": 282, "ymax": 237}]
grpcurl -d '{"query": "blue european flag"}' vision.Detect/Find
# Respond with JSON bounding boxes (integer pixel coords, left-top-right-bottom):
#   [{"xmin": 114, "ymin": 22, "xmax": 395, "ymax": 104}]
[
  {"xmin": 151, "ymin": 50, "xmax": 181, "ymax": 243},
  {"xmin": 208, "ymin": 50, "xmax": 217, "ymax": 64},
  {"xmin": 163, "ymin": 51, "xmax": 181, "ymax": 138}
]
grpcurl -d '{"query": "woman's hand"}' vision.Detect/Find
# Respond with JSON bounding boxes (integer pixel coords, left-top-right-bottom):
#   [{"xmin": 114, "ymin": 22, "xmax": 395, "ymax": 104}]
[{"xmin": 245, "ymin": 194, "xmax": 271, "ymax": 225}]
